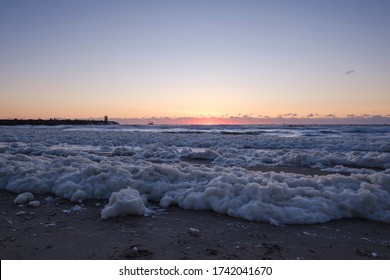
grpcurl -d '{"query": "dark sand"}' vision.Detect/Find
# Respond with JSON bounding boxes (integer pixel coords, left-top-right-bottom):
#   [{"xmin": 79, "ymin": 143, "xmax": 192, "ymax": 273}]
[{"xmin": 1, "ymin": 190, "xmax": 389, "ymax": 260}]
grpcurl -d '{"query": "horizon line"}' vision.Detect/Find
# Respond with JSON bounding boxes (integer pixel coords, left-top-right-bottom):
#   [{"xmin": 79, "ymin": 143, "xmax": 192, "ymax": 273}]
[{"xmin": 2, "ymin": 115, "xmax": 390, "ymax": 125}]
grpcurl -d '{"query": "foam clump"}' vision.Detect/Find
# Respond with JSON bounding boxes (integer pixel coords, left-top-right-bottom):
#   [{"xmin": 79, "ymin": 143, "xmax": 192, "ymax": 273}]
[
  {"xmin": 13, "ymin": 192, "xmax": 34, "ymax": 204},
  {"xmin": 62, "ymin": 205, "xmax": 85, "ymax": 214},
  {"xmin": 112, "ymin": 147, "xmax": 135, "ymax": 157},
  {"xmin": 44, "ymin": 196, "xmax": 55, "ymax": 203},
  {"xmin": 101, "ymin": 188, "xmax": 146, "ymax": 219},
  {"xmin": 181, "ymin": 149, "xmax": 219, "ymax": 160},
  {"xmin": 28, "ymin": 200, "xmax": 40, "ymax": 207},
  {"xmin": 71, "ymin": 189, "xmax": 88, "ymax": 202}
]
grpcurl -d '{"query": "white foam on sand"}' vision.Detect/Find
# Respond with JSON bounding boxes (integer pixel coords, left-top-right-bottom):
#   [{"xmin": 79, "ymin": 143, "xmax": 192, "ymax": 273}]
[
  {"xmin": 28, "ymin": 200, "xmax": 40, "ymax": 207},
  {"xmin": 1, "ymin": 126, "xmax": 390, "ymax": 224},
  {"xmin": 101, "ymin": 188, "xmax": 146, "ymax": 219},
  {"xmin": 13, "ymin": 192, "xmax": 34, "ymax": 204},
  {"xmin": 180, "ymin": 148, "xmax": 219, "ymax": 160}
]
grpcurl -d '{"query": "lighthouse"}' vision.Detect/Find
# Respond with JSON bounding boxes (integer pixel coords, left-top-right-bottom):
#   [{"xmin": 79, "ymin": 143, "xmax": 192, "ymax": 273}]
[{"xmin": 104, "ymin": 115, "xmax": 108, "ymax": 123}]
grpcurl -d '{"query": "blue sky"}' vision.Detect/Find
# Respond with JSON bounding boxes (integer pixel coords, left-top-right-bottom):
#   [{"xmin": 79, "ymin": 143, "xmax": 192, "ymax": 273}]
[{"xmin": 1, "ymin": 0, "xmax": 389, "ymax": 123}]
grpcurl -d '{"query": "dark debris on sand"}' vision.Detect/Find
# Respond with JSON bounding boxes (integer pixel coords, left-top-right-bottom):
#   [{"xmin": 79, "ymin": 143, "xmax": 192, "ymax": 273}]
[{"xmin": 1, "ymin": 190, "xmax": 389, "ymax": 260}]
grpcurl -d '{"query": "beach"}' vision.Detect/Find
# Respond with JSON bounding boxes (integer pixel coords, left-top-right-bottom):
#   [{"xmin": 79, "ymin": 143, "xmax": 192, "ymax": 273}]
[
  {"xmin": 2, "ymin": 0, "xmax": 390, "ymax": 268},
  {"xmin": 1, "ymin": 125, "xmax": 389, "ymax": 260},
  {"xmin": 1, "ymin": 190, "xmax": 389, "ymax": 260}
]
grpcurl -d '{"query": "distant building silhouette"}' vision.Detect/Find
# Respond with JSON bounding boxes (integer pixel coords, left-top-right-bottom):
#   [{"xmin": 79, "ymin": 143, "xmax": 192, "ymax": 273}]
[{"xmin": 104, "ymin": 115, "xmax": 108, "ymax": 123}]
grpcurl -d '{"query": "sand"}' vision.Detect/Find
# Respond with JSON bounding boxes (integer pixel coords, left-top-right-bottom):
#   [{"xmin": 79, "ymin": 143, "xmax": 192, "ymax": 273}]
[{"xmin": 1, "ymin": 189, "xmax": 389, "ymax": 260}]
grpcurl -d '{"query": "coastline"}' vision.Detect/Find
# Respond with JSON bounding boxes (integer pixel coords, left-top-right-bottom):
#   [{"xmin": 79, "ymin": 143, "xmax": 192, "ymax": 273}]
[
  {"xmin": 0, "ymin": 119, "xmax": 119, "ymax": 126},
  {"xmin": 1, "ymin": 190, "xmax": 389, "ymax": 260},
  {"xmin": 1, "ymin": 125, "xmax": 389, "ymax": 260}
]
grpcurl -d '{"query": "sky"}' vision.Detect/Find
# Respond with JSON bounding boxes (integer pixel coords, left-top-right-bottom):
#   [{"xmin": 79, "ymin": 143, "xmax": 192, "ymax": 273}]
[{"xmin": 0, "ymin": 0, "xmax": 389, "ymax": 124}]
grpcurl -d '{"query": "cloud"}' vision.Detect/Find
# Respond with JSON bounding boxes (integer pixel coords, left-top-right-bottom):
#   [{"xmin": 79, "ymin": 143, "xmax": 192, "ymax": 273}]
[{"xmin": 277, "ymin": 113, "xmax": 298, "ymax": 118}]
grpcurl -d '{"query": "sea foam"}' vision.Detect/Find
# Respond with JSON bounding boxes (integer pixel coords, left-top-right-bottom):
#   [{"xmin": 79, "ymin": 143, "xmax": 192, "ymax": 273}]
[{"xmin": 0, "ymin": 125, "xmax": 389, "ymax": 224}]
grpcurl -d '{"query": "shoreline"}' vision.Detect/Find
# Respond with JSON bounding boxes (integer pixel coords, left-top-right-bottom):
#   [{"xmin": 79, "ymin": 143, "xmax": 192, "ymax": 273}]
[
  {"xmin": 1, "ymin": 190, "xmax": 389, "ymax": 260},
  {"xmin": 0, "ymin": 119, "xmax": 119, "ymax": 126}
]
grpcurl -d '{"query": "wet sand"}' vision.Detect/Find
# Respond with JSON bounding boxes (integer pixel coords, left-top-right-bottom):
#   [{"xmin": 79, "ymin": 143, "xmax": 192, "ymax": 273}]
[{"xmin": 1, "ymin": 190, "xmax": 389, "ymax": 260}]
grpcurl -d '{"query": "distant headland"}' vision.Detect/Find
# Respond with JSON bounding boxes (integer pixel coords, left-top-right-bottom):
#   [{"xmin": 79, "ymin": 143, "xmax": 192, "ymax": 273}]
[{"xmin": 0, "ymin": 117, "xmax": 119, "ymax": 126}]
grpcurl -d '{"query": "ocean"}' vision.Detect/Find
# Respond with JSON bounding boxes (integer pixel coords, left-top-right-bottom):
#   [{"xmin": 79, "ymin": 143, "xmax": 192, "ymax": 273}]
[{"xmin": 1, "ymin": 124, "xmax": 389, "ymax": 224}]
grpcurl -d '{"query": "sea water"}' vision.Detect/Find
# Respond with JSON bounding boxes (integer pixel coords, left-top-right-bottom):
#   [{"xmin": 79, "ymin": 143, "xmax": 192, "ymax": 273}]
[{"xmin": 1, "ymin": 124, "xmax": 389, "ymax": 224}]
